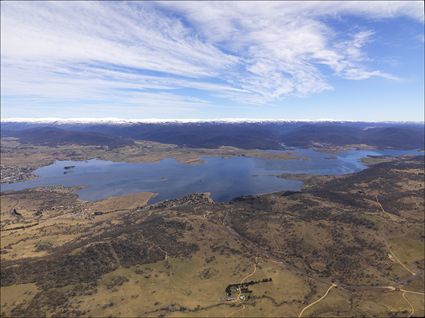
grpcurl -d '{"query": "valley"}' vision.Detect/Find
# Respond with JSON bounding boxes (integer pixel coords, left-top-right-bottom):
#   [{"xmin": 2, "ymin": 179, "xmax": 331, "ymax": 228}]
[{"xmin": 1, "ymin": 152, "xmax": 424, "ymax": 317}]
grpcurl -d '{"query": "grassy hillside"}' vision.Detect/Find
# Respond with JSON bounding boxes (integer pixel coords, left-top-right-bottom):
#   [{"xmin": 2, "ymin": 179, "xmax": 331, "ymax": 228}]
[{"xmin": 1, "ymin": 156, "xmax": 424, "ymax": 317}]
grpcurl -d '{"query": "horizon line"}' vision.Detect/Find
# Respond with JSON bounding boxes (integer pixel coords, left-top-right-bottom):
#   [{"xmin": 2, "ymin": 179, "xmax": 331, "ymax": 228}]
[{"xmin": 1, "ymin": 117, "xmax": 424, "ymax": 124}]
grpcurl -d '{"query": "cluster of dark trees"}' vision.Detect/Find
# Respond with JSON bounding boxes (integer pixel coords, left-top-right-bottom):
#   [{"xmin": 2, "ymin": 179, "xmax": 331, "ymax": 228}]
[{"xmin": 225, "ymin": 277, "xmax": 273, "ymax": 296}]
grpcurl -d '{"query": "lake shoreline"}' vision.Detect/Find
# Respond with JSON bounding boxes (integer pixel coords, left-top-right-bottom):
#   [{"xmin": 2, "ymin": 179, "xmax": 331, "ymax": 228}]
[{"xmin": 2, "ymin": 148, "xmax": 421, "ymax": 203}]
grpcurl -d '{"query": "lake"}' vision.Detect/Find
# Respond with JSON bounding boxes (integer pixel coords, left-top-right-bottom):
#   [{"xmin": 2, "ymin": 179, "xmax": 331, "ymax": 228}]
[{"xmin": 0, "ymin": 148, "xmax": 421, "ymax": 203}]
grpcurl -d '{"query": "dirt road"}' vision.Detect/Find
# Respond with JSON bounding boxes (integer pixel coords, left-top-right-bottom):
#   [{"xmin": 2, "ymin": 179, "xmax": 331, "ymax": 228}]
[
  {"xmin": 298, "ymin": 283, "xmax": 337, "ymax": 318},
  {"xmin": 402, "ymin": 291, "xmax": 415, "ymax": 318}
]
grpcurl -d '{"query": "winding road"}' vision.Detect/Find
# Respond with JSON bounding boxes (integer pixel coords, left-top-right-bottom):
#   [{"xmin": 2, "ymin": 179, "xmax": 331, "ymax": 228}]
[
  {"xmin": 298, "ymin": 283, "xmax": 337, "ymax": 318},
  {"xmin": 226, "ymin": 258, "xmax": 259, "ymax": 317},
  {"xmin": 402, "ymin": 291, "xmax": 415, "ymax": 318},
  {"xmin": 240, "ymin": 257, "xmax": 258, "ymax": 284}
]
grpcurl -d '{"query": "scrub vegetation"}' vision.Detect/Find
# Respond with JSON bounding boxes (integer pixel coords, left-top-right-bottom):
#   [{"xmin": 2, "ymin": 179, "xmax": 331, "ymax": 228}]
[{"xmin": 1, "ymin": 155, "xmax": 424, "ymax": 317}]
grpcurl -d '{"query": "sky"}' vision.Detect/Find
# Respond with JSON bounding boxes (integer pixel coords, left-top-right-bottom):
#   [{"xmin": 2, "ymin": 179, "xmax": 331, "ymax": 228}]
[{"xmin": 1, "ymin": 1, "xmax": 424, "ymax": 122}]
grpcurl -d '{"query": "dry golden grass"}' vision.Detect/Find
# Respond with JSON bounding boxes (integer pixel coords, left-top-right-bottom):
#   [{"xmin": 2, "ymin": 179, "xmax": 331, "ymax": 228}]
[
  {"xmin": 0, "ymin": 283, "xmax": 38, "ymax": 316},
  {"xmin": 1, "ymin": 152, "xmax": 423, "ymax": 317},
  {"xmin": 0, "ymin": 189, "xmax": 153, "ymax": 261},
  {"xmin": 87, "ymin": 192, "xmax": 154, "ymax": 213}
]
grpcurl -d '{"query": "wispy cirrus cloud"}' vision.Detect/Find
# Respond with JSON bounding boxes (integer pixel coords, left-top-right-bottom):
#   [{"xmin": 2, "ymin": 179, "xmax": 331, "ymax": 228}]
[{"xmin": 1, "ymin": 1, "xmax": 423, "ymax": 117}]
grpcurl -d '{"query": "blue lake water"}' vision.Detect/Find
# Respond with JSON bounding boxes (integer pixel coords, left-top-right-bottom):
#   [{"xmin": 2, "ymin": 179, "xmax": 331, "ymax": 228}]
[{"xmin": 1, "ymin": 148, "xmax": 421, "ymax": 203}]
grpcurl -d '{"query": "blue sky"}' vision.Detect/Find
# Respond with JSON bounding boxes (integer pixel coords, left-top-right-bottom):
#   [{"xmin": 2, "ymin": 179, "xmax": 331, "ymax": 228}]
[{"xmin": 1, "ymin": 1, "xmax": 424, "ymax": 121}]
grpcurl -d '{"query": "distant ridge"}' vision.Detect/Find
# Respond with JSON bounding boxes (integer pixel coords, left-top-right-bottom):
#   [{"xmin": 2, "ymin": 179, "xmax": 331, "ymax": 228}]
[
  {"xmin": 2, "ymin": 117, "xmax": 424, "ymax": 124},
  {"xmin": 2, "ymin": 127, "xmax": 134, "ymax": 148},
  {"xmin": 2, "ymin": 119, "xmax": 423, "ymax": 150}
]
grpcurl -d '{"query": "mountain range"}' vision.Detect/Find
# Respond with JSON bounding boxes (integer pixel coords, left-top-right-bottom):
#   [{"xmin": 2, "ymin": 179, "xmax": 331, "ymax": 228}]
[{"xmin": 1, "ymin": 121, "xmax": 424, "ymax": 150}]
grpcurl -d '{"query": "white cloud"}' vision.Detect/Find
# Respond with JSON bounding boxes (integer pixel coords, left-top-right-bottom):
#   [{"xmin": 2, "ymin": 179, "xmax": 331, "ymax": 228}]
[
  {"xmin": 1, "ymin": 1, "xmax": 423, "ymax": 112},
  {"xmin": 1, "ymin": 2, "xmax": 237, "ymax": 76}
]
